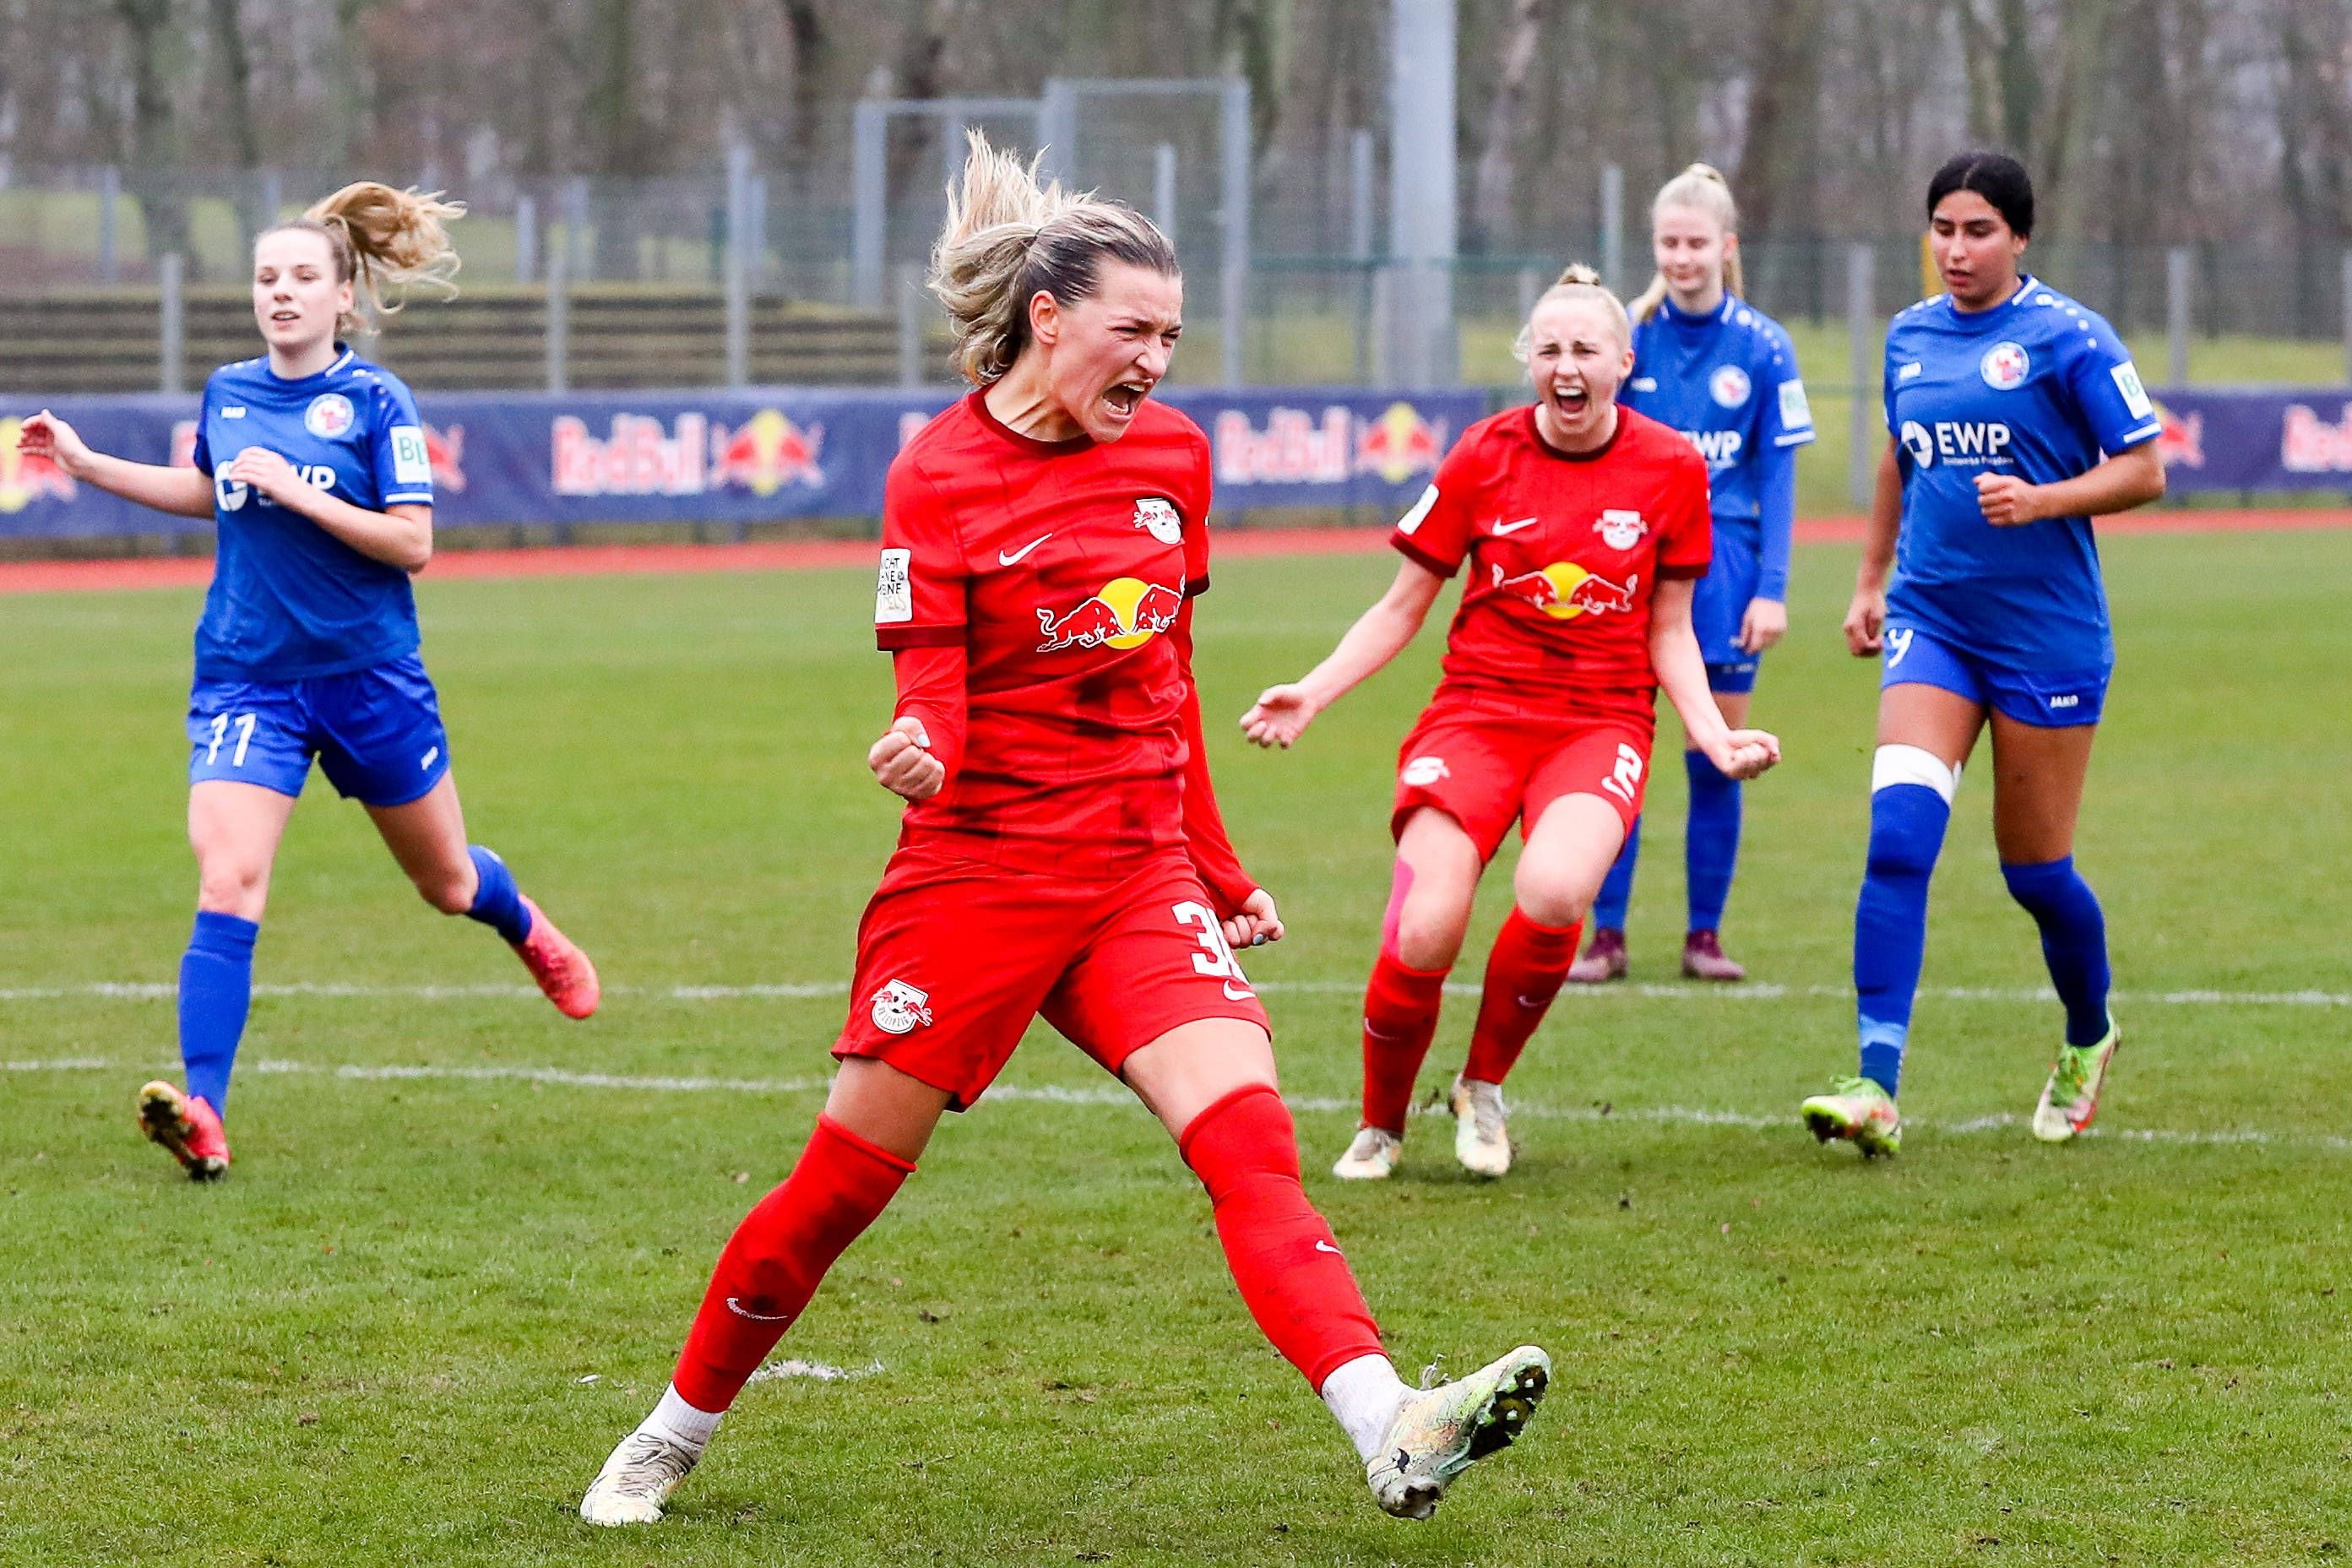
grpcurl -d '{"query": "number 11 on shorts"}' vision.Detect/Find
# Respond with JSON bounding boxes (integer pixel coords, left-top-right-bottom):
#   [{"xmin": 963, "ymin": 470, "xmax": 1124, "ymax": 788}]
[{"xmin": 206, "ymin": 712, "xmax": 257, "ymax": 768}]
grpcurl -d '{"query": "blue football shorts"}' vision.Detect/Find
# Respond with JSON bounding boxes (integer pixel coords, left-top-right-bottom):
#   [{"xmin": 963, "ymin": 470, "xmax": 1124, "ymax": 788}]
[
  {"xmin": 187, "ymin": 652, "xmax": 452, "ymax": 806},
  {"xmin": 1694, "ymin": 519, "xmax": 1764, "ymax": 695},
  {"xmin": 1878, "ymin": 621, "xmax": 2110, "ymax": 728}
]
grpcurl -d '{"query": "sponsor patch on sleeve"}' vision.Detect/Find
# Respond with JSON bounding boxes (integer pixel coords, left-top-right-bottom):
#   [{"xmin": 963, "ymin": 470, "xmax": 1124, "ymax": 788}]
[
  {"xmin": 2110, "ymin": 361, "xmax": 2154, "ymax": 420},
  {"xmin": 388, "ymin": 425, "xmax": 432, "ymax": 486},
  {"xmin": 875, "ymin": 548, "xmax": 913, "ymax": 625},
  {"xmin": 1777, "ymin": 379, "xmax": 1814, "ymax": 432},
  {"xmin": 1396, "ymin": 483, "xmax": 1440, "ymax": 536}
]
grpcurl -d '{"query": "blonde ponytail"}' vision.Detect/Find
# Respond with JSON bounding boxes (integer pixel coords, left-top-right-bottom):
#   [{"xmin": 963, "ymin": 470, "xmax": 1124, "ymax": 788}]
[
  {"xmin": 1629, "ymin": 161, "xmax": 1741, "ymax": 325},
  {"xmin": 263, "ymin": 182, "xmax": 465, "ymax": 338},
  {"xmin": 928, "ymin": 129, "xmax": 1177, "ymax": 386},
  {"xmin": 1512, "ymin": 262, "xmax": 1632, "ymax": 361}
]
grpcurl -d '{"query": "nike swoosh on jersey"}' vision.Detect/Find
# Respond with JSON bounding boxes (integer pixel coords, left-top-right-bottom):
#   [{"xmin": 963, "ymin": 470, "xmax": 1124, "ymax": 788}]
[
  {"xmin": 1222, "ymin": 981, "xmax": 1256, "ymax": 1001},
  {"xmin": 1491, "ymin": 517, "xmax": 1540, "ymax": 535},
  {"xmin": 998, "ymin": 534, "xmax": 1054, "ymax": 565},
  {"xmin": 1313, "ymin": 1240, "xmax": 1344, "ymax": 1256}
]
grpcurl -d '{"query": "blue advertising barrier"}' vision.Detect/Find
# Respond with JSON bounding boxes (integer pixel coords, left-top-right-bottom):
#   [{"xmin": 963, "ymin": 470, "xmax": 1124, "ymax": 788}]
[
  {"xmin": 0, "ymin": 386, "xmax": 1486, "ymax": 539},
  {"xmin": 3, "ymin": 383, "xmax": 2344, "ymax": 539}
]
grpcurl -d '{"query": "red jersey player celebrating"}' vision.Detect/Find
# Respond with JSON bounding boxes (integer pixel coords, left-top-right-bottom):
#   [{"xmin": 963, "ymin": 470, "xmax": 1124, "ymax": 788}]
[
  {"xmin": 1244, "ymin": 265, "xmax": 1781, "ymax": 1180},
  {"xmin": 581, "ymin": 133, "xmax": 1549, "ymax": 1529}
]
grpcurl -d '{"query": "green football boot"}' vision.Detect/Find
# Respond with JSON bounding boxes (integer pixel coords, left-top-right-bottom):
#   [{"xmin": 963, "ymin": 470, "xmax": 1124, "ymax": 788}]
[
  {"xmin": 2032, "ymin": 1017, "xmax": 2120, "ymax": 1143},
  {"xmin": 1800, "ymin": 1076, "xmax": 1902, "ymax": 1158}
]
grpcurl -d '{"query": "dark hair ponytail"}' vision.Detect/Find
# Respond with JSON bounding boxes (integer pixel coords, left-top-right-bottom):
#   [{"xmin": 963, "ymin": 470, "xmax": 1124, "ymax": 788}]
[{"xmin": 1926, "ymin": 151, "xmax": 2034, "ymax": 238}]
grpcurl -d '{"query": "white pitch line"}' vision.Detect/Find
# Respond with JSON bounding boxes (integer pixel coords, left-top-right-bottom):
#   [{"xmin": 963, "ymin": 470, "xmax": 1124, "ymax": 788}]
[
  {"xmin": 1, "ymin": 980, "xmax": 2346, "ymax": 1006},
  {"xmin": 6, "ymin": 1055, "xmax": 2347, "ymax": 1152}
]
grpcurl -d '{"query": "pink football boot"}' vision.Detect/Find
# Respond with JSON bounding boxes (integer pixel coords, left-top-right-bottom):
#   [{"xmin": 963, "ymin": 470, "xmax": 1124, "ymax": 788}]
[
  {"xmin": 138, "ymin": 1081, "xmax": 231, "ymax": 1180},
  {"xmin": 512, "ymin": 896, "xmax": 600, "ymax": 1018}
]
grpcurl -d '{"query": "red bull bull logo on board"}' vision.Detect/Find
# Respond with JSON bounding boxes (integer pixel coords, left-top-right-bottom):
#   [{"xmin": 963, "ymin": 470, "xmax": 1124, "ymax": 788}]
[
  {"xmin": 0, "ymin": 416, "xmax": 79, "ymax": 513},
  {"xmin": 422, "ymin": 423, "xmax": 466, "ymax": 492},
  {"xmin": 2150, "ymin": 399, "xmax": 2203, "ymax": 469},
  {"xmin": 1355, "ymin": 402, "xmax": 1445, "ymax": 486},
  {"xmin": 1035, "ymin": 578, "xmax": 1186, "ymax": 652},
  {"xmin": 709, "ymin": 408, "xmax": 825, "ymax": 496},
  {"xmin": 1494, "ymin": 562, "xmax": 1638, "ymax": 620}
]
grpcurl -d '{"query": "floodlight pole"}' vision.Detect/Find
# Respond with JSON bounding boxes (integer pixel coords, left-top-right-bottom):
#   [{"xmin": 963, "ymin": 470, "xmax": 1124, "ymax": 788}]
[{"xmin": 1389, "ymin": 0, "xmax": 1457, "ymax": 388}]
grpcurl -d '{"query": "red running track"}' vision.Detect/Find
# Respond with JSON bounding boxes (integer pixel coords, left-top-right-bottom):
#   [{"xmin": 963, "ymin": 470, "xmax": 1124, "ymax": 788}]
[{"xmin": 2, "ymin": 509, "xmax": 2344, "ymax": 596}]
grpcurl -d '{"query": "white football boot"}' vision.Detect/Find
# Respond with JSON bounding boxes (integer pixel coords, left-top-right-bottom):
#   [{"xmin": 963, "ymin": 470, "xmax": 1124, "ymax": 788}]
[
  {"xmin": 1449, "ymin": 1077, "xmax": 1511, "ymax": 1177},
  {"xmin": 579, "ymin": 1427, "xmax": 702, "ymax": 1526},
  {"xmin": 1332, "ymin": 1125, "xmax": 1403, "ymax": 1180},
  {"xmin": 1366, "ymin": 1344, "xmax": 1552, "ymax": 1520}
]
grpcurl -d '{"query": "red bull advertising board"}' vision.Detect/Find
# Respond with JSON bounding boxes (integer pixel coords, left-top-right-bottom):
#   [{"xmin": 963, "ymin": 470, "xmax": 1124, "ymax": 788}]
[{"xmin": 18, "ymin": 382, "xmax": 2342, "ymax": 541}]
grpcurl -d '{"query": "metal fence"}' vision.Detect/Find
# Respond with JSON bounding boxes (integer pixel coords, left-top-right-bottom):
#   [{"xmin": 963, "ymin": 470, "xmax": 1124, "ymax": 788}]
[{"xmin": 6, "ymin": 158, "xmax": 2352, "ymax": 399}]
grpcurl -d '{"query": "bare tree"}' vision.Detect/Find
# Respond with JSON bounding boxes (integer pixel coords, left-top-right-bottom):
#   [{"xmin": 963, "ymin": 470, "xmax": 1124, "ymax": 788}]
[
  {"xmin": 1469, "ymin": 0, "xmax": 1549, "ymax": 251},
  {"xmin": 117, "ymin": 0, "xmax": 198, "ymax": 271}
]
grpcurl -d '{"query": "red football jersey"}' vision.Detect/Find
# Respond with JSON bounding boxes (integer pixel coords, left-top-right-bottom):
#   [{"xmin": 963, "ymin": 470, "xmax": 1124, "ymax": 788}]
[
  {"xmin": 1391, "ymin": 404, "xmax": 1712, "ymax": 713},
  {"xmin": 875, "ymin": 391, "xmax": 1216, "ymax": 879}
]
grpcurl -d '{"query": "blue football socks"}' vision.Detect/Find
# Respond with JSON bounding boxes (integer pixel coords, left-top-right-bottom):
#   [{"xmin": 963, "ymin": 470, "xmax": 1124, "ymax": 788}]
[
  {"xmin": 464, "ymin": 845, "xmax": 535, "ymax": 944},
  {"xmin": 2001, "ymin": 856, "xmax": 2111, "ymax": 1046},
  {"xmin": 178, "ymin": 911, "xmax": 258, "ymax": 1112},
  {"xmin": 1683, "ymin": 751, "xmax": 1742, "ymax": 933},
  {"xmin": 1853, "ymin": 779, "xmax": 1953, "ymax": 1098},
  {"xmin": 1593, "ymin": 815, "xmax": 1640, "ymax": 931}
]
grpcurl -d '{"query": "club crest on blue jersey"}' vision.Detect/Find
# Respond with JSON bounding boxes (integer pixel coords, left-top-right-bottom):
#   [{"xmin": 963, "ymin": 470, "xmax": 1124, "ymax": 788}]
[
  {"xmin": 305, "ymin": 393, "xmax": 356, "ymax": 438},
  {"xmin": 1980, "ymin": 342, "xmax": 2030, "ymax": 390},
  {"xmin": 1708, "ymin": 365, "xmax": 1752, "ymax": 408}
]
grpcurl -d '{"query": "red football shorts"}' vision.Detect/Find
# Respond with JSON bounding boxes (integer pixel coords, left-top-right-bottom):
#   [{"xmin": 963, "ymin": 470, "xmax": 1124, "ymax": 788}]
[
  {"xmin": 834, "ymin": 843, "xmax": 1273, "ymax": 1110},
  {"xmin": 1390, "ymin": 703, "xmax": 1654, "ymax": 860}
]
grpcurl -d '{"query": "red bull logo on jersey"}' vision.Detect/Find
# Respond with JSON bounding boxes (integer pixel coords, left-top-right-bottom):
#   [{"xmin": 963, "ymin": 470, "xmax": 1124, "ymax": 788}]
[
  {"xmin": 2280, "ymin": 402, "xmax": 2352, "ymax": 474},
  {"xmin": 710, "ymin": 408, "xmax": 825, "ymax": 496},
  {"xmin": 1495, "ymin": 562, "xmax": 1638, "ymax": 620},
  {"xmin": 0, "ymin": 416, "xmax": 78, "ymax": 513},
  {"xmin": 1035, "ymin": 577, "xmax": 1185, "ymax": 652},
  {"xmin": 1355, "ymin": 402, "xmax": 1446, "ymax": 485}
]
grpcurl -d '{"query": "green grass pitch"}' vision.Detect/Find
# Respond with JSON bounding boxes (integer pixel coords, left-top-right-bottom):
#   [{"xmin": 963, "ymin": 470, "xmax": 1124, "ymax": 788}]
[{"xmin": 2, "ymin": 529, "xmax": 2347, "ymax": 1565}]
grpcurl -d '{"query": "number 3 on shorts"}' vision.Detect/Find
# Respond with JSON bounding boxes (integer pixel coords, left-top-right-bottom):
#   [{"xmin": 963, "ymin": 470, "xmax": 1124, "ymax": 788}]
[
  {"xmin": 205, "ymin": 712, "xmax": 258, "ymax": 768},
  {"xmin": 1600, "ymin": 741, "xmax": 1644, "ymax": 805},
  {"xmin": 1172, "ymin": 900, "xmax": 1255, "ymax": 998}
]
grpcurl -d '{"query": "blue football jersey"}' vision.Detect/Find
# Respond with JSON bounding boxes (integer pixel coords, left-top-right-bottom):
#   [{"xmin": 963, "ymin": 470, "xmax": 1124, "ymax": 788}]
[
  {"xmin": 1882, "ymin": 277, "xmax": 2160, "ymax": 670},
  {"xmin": 1624, "ymin": 296, "xmax": 1813, "ymax": 598},
  {"xmin": 188, "ymin": 346, "xmax": 436, "ymax": 682}
]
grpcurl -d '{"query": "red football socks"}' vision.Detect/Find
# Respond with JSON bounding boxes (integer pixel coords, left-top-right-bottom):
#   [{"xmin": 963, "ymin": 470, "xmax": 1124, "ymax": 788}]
[
  {"xmin": 1179, "ymin": 1083, "xmax": 1387, "ymax": 1388},
  {"xmin": 1461, "ymin": 907, "xmax": 1583, "ymax": 1086},
  {"xmin": 671, "ymin": 1114, "xmax": 915, "ymax": 1413},
  {"xmin": 1361, "ymin": 951, "xmax": 1451, "ymax": 1135}
]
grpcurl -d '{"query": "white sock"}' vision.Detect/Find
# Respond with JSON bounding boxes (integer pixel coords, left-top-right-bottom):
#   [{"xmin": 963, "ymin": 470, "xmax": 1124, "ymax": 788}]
[
  {"xmin": 644, "ymin": 1383, "xmax": 722, "ymax": 1452},
  {"xmin": 1319, "ymin": 1353, "xmax": 1410, "ymax": 1462}
]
